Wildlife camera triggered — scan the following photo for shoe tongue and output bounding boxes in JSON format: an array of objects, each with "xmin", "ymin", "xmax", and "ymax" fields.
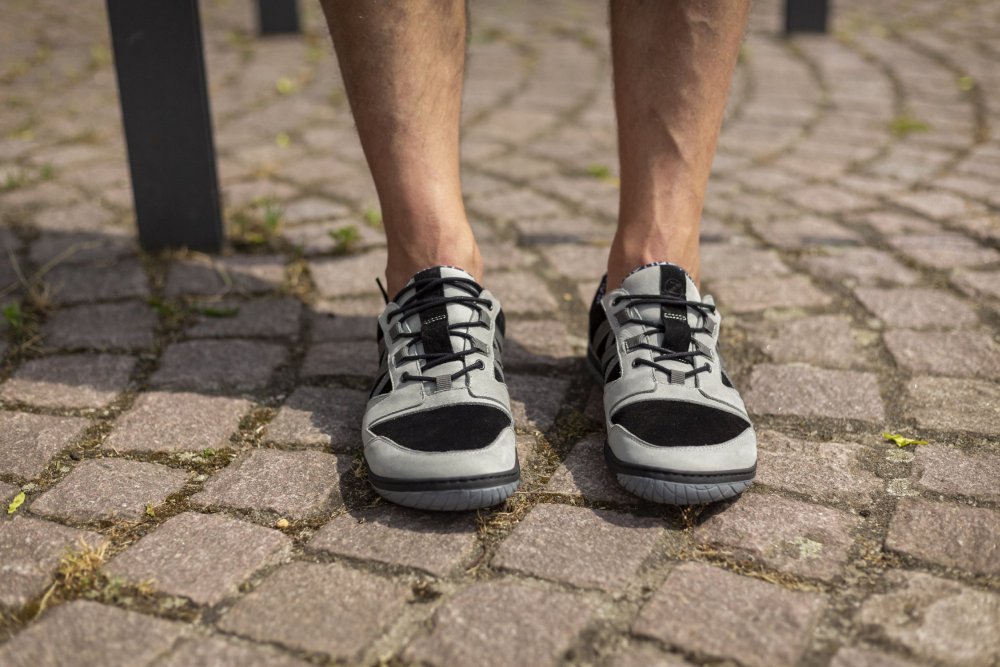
[
  {"xmin": 620, "ymin": 262, "xmax": 700, "ymax": 301},
  {"xmin": 396, "ymin": 266, "xmax": 480, "ymax": 306},
  {"xmin": 620, "ymin": 263, "xmax": 699, "ymax": 357},
  {"xmin": 393, "ymin": 266, "xmax": 483, "ymax": 379}
]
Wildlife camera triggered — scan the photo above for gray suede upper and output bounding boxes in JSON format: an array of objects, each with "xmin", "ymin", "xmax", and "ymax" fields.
[
  {"xmin": 598, "ymin": 263, "xmax": 756, "ymax": 471},
  {"xmin": 362, "ymin": 267, "xmax": 516, "ymax": 480}
]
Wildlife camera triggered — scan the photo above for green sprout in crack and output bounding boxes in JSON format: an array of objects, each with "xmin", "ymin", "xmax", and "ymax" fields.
[
  {"xmin": 362, "ymin": 207, "xmax": 382, "ymax": 228},
  {"xmin": 192, "ymin": 304, "xmax": 240, "ymax": 318},
  {"xmin": 200, "ymin": 448, "xmax": 218, "ymax": 459},
  {"xmin": 1, "ymin": 170, "xmax": 29, "ymax": 192},
  {"xmin": 585, "ymin": 164, "xmax": 611, "ymax": 179},
  {"xmin": 889, "ymin": 114, "xmax": 930, "ymax": 138},
  {"xmin": 329, "ymin": 225, "xmax": 362, "ymax": 255},
  {"xmin": 3, "ymin": 302, "xmax": 24, "ymax": 337}
]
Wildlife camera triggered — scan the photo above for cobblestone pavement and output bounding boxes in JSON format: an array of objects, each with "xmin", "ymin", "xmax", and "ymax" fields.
[{"xmin": 1, "ymin": 0, "xmax": 998, "ymax": 665}]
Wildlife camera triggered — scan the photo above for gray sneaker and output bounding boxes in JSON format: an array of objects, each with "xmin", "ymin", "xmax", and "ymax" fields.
[
  {"xmin": 587, "ymin": 262, "xmax": 756, "ymax": 504},
  {"xmin": 362, "ymin": 266, "xmax": 519, "ymax": 511}
]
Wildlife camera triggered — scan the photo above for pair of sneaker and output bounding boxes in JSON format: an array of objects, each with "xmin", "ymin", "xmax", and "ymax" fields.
[{"xmin": 361, "ymin": 263, "xmax": 756, "ymax": 511}]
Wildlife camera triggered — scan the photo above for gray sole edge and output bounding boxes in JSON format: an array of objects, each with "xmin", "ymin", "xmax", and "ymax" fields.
[
  {"xmin": 616, "ymin": 474, "xmax": 752, "ymax": 505},
  {"xmin": 374, "ymin": 480, "xmax": 520, "ymax": 511}
]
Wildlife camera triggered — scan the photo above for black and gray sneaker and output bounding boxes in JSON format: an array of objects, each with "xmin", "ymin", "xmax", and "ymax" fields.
[
  {"xmin": 587, "ymin": 262, "xmax": 756, "ymax": 504},
  {"xmin": 362, "ymin": 266, "xmax": 519, "ymax": 511}
]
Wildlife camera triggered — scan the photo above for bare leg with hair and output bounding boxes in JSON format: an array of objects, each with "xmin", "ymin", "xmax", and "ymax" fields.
[
  {"xmin": 320, "ymin": 1, "xmax": 477, "ymax": 296},
  {"xmin": 608, "ymin": 0, "xmax": 749, "ymax": 289}
]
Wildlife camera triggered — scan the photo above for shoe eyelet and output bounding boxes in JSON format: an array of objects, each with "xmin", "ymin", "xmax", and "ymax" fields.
[{"xmin": 630, "ymin": 360, "xmax": 638, "ymax": 368}]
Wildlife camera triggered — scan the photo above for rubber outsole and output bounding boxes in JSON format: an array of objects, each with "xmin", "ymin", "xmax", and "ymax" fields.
[
  {"xmin": 615, "ymin": 473, "xmax": 752, "ymax": 505},
  {"xmin": 368, "ymin": 461, "xmax": 521, "ymax": 511},
  {"xmin": 605, "ymin": 442, "xmax": 754, "ymax": 505},
  {"xmin": 374, "ymin": 480, "xmax": 520, "ymax": 511}
]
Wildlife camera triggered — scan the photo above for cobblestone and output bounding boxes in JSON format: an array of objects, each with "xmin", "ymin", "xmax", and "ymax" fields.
[
  {"xmin": 0, "ymin": 600, "xmax": 185, "ymax": 667},
  {"xmin": 263, "ymin": 386, "xmax": 366, "ymax": 451},
  {"xmin": 632, "ymin": 562, "xmax": 825, "ymax": 667},
  {"xmin": 301, "ymin": 340, "xmax": 376, "ymax": 377},
  {"xmin": 710, "ymin": 275, "xmax": 833, "ymax": 313},
  {"xmin": 191, "ymin": 449, "xmax": 347, "ymax": 519},
  {"xmin": 886, "ymin": 498, "xmax": 1000, "ymax": 575},
  {"xmin": 695, "ymin": 493, "xmax": 857, "ymax": 581},
  {"xmin": 802, "ymin": 248, "xmax": 920, "ymax": 287},
  {"xmin": 0, "ymin": 411, "xmax": 89, "ymax": 479},
  {"xmin": 506, "ymin": 373, "xmax": 571, "ymax": 432},
  {"xmin": 911, "ymin": 445, "xmax": 1000, "ymax": 502},
  {"xmin": 309, "ymin": 505, "xmax": 478, "ymax": 577},
  {"xmin": 545, "ymin": 433, "xmax": 635, "ymax": 503},
  {"xmin": 151, "ymin": 340, "xmax": 286, "ymax": 391},
  {"xmin": 187, "ymin": 297, "xmax": 302, "ymax": 339},
  {"xmin": 156, "ymin": 637, "xmax": 312, "ymax": 667},
  {"xmin": 218, "ymin": 562, "xmax": 406, "ymax": 661},
  {"xmin": 404, "ymin": 581, "xmax": 594, "ymax": 667},
  {"xmin": 494, "ymin": 503, "xmax": 662, "ymax": 592},
  {"xmin": 750, "ymin": 315, "xmax": 871, "ymax": 369},
  {"xmin": 0, "ymin": 517, "xmax": 106, "ymax": 608},
  {"xmin": 31, "ymin": 458, "xmax": 189, "ymax": 522},
  {"xmin": 904, "ymin": 376, "xmax": 1000, "ymax": 435},
  {"xmin": 756, "ymin": 431, "xmax": 881, "ymax": 507},
  {"xmin": 884, "ymin": 329, "xmax": 1000, "ymax": 380},
  {"xmin": 42, "ymin": 301, "xmax": 157, "ymax": 350},
  {"xmin": 857, "ymin": 571, "xmax": 1000, "ymax": 667},
  {"xmin": 746, "ymin": 364, "xmax": 885, "ymax": 421},
  {"xmin": 164, "ymin": 255, "xmax": 286, "ymax": 297},
  {"xmin": 0, "ymin": 354, "xmax": 136, "ymax": 409},
  {"xmin": 102, "ymin": 391, "xmax": 250, "ymax": 453},
  {"xmin": 854, "ymin": 287, "xmax": 979, "ymax": 330},
  {"xmin": 45, "ymin": 259, "xmax": 149, "ymax": 306},
  {"xmin": 106, "ymin": 511, "xmax": 291, "ymax": 605}
]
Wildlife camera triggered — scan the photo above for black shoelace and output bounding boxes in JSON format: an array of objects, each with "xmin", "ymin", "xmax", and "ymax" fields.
[
  {"xmin": 611, "ymin": 293, "xmax": 716, "ymax": 380},
  {"xmin": 391, "ymin": 277, "xmax": 493, "ymax": 385}
]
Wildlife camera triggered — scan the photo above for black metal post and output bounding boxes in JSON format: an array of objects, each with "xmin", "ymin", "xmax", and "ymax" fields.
[
  {"xmin": 784, "ymin": 0, "xmax": 829, "ymax": 34},
  {"xmin": 257, "ymin": 0, "xmax": 301, "ymax": 35},
  {"xmin": 106, "ymin": 0, "xmax": 223, "ymax": 252}
]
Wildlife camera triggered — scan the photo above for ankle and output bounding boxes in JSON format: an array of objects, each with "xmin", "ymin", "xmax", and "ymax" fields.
[
  {"xmin": 607, "ymin": 235, "xmax": 700, "ymax": 290},
  {"xmin": 385, "ymin": 232, "xmax": 482, "ymax": 297}
]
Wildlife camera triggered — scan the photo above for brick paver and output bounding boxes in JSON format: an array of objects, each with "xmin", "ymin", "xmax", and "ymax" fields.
[
  {"xmin": 156, "ymin": 637, "xmax": 312, "ymax": 667},
  {"xmin": 187, "ymin": 297, "xmax": 302, "ymax": 339},
  {"xmin": 31, "ymin": 458, "xmax": 189, "ymax": 522},
  {"xmin": 263, "ymin": 386, "xmax": 366, "ymax": 450},
  {"xmin": 0, "ymin": 411, "xmax": 89, "ymax": 479},
  {"xmin": 0, "ymin": 517, "xmax": 106, "ymax": 608},
  {"xmin": 911, "ymin": 445, "xmax": 1000, "ymax": 502},
  {"xmin": 0, "ymin": 600, "xmax": 184, "ymax": 667},
  {"xmin": 857, "ymin": 571, "xmax": 1000, "ymax": 667},
  {"xmin": 885, "ymin": 498, "xmax": 1000, "ymax": 575},
  {"xmin": 309, "ymin": 505, "xmax": 478, "ymax": 577},
  {"xmin": 494, "ymin": 503, "xmax": 663, "ymax": 592},
  {"xmin": 42, "ymin": 301, "xmax": 157, "ymax": 350},
  {"xmin": 151, "ymin": 340, "xmax": 286, "ymax": 392},
  {"xmin": 404, "ymin": 581, "xmax": 594, "ymax": 667},
  {"xmin": 695, "ymin": 493, "xmax": 857, "ymax": 581},
  {"xmin": 756, "ymin": 431, "xmax": 881, "ymax": 507},
  {"xmin": 1, "ymin": 0, "xmax": 998, "ymax": 662},
  {"xmin": 105, "ymin": 511, "xmax": 291, "ymax": 605},
  {"xmin": 218, "ymin": 561, "xmax": 406, "ymax": 661},
  {"xmin": 746, "ymin": 364, "xmax": 885, "ymax": 421},
  {"xmin": 0, "ymin": 354, "xmax": 136, "ymax": 409},
  {"xmin": 632, "ymin": 563, "xmax": 826, "ymax": 667},
  {"xmin": 102, "ymin": 391, "xmax": 251, "ymax": 453},
  {"xmin": 191, "ymin": 449, "xmax": 347, "ymax": 519}
]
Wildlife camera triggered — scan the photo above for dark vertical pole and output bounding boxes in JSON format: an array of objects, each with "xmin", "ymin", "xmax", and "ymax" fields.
[
  {"xmin": 106, "ymin": 0, "xmax": 223, "ymax": 252},
  {"xmin": 784, "ymin": 0, "xmax": 829, "ymax": 34},
  {"xmin": 257, "ymin": 0, "xmax": 301, "ymax": 35}
]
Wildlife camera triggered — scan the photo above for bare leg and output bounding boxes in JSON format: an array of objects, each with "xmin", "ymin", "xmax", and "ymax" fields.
[
  {"xmin": 320, "ymin": 1, "xmax": 478, "ymax": 296},
  {"xmin": 608, "ymin": 0, "xmax": 749, "ymax": 289}
]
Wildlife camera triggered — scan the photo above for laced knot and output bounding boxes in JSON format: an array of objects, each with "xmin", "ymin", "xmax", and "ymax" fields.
[
  {"xmin": 391, "ymin": 276, "xmax": 493, "ymax": 386},
  {"xmin": 611, "ymin": 293, "xmax": 717, "ymax": 382}
]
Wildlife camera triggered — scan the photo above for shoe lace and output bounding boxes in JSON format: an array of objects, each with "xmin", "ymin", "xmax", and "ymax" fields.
[
  {"xmin": 390, "ymin": 276, "xmax": 493, "ymax": 386},
  {"xmin": 611, "ymin": 293, "xmax": 716, "ymax": 381}
]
